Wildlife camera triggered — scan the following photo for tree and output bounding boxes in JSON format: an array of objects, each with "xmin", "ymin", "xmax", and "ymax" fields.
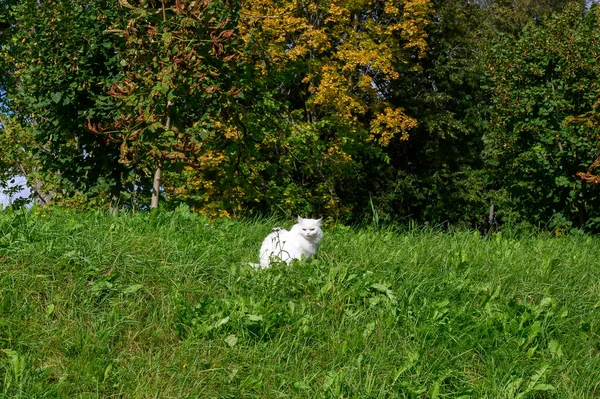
[
  {"xmin": 366, "ymin": 0, "xmax": 491, "ymax": 226},
  {"xmin": 169, "ymin": 0, "xmax": 433, "ymax": 219},
  {"xmin": 370, "ymin": 0, "xmax": 587, "ymax": 226},
  {"xmin": 2, "ymin": 0, "xmax": 240, "ymax": 212},
  {"xmin": 2, "ymin": 0, "xmax": 130, "ymax": 210},
  {"xmin": 485, "ymin": 3, "xmax": 600, "ymax": 229},
  {"xmin": 477, "ymin": 0, "xmax": 586, "ymax": 35},
  {"xmin": 98, "ymin": 0, "xmax": 241, "ymax": 210}
]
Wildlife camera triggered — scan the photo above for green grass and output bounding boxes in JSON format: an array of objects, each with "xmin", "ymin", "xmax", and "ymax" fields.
[{"xmin": 0, "ymin": 206, "xmax": 599, "ymax": 398}]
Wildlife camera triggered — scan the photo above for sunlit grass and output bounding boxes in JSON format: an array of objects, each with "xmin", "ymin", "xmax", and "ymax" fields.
[{"xmin": 1, "ymin": 206, "xmax": 599, "ymax": 398}]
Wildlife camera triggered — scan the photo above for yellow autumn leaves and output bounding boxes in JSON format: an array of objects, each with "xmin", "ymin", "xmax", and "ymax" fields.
[
  {"xmin": 239, "ymin": 0, "xmax": 430, "ymax": 145},
  {"xmin": 168, "ymin": 0, "xmax": 432, "ymax": 216}
]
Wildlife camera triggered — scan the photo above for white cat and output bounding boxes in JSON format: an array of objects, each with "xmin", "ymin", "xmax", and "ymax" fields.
[{"xmin": 254, "ymin": 216, "xmax": 323, "ymax": 268}]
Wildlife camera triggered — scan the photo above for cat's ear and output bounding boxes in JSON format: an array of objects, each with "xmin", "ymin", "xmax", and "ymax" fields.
[
  {"xmin": 316, "ymin": 217, "xmax": 323, "ymax": 226},
  {"xmin": 297, "ymin": 216, "xmax": 304, "ymax": 224}
]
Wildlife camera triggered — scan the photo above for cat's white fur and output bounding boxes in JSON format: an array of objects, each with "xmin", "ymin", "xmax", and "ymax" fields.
[{"xmin": 255, "ymin": 216, "xmax": 323, "ymax": 268}]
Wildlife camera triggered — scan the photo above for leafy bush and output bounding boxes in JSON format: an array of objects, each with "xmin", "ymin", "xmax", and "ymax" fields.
[{"xmin": 485, "ymin": 3, "xmax": 600, "ymax": 230}]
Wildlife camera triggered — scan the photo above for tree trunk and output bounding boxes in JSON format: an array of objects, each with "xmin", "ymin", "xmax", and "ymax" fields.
[
  {"xmin": 576, "ymin": 197, "xmax": 587, "ymax": 228},
  {"xmin": 33, "ymin": 179, "xmax": 53, "ymax": 206},
  {"xmin": 109, "ymin": 170, "xmax": 122, "ymax": 216},
  {"xmin": 150, "ymin": 100, "xmax": 172, "ymax": 210},
  {"xmin": 151, "ymin": 163, "xmax": 162, "ymax": 209},
  {"xmin": 20, "ymin": 165, "xmax": 52, "ymax": 206}
]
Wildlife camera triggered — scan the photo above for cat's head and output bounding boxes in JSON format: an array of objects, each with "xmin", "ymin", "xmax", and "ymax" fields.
[{"xmin": 296, "ymin": 216, "xmax": 323, "ymax": 240}]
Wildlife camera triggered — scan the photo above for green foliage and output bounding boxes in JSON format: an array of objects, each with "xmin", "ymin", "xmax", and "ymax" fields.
[
  {"xmin": 485, "ymin": 3, "xmax": 600, "ymax": 229},
  {"xmin": 1, "ymin": 0, "xmax": 241, "ymax": 211},
  {"xmin": 0, "ymin": 113, "xmax": 57, "ymax": 207},
  {"xmin": 371, "ymin": 0, "xmax": 492, "ymax": 227},
  {"xmin": 103, "ymin": 0, "xmax": 240, "ymax": 185},
  {"xmin": 4, "ymin": 0, "xmax": 600, "ymax": 229},
  {"xmin": 377, "ymin": 0, "xmax": 587, "ymax": 228},
  {"xmin": 1, "ymin": 209, "xmax": 600, "ymax": 397},
  {"xmin": 2, "ymin": 0, "xmax": 130, "ymax": 208},
  {"xmin": 196, "ymin": 0, "xmax": 433, "ymax": 220},
  {"xmin": 0, "ymin": 115, "xmax": 26, "ymax": 193},
  {"xmin": 479, "ymin": 0, "xmax": 586, "ymax": 36}
]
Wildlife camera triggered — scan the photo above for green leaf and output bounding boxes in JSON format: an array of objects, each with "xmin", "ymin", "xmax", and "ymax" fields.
[
  {"xmin": 554, "ymin": 176, "xmax": 570, "ymax": 187},
  {"xmin": 103, "ymin": 364, "xmax": 112, "ymax": 383},
  {"xmin": 293, "ymin": 381, "xmax": 310, "ymax": 390},
  {"xmin": 320, "ymin": 281, "xmax": 333, "ymax": 294},
  {"xmin": 45, "ymin": 303, "xmax": 55, "ymax": 319},
  {"xmin": 362, "ymin": 321, "xmax": 376, "ymax": 338},
  {"xmin": 531, "ymin": 383, "xmax": 556, "ymax": 391},
  {"xmin": 247, "ymin": 314, "xmax": 263, "ymax": 322},
  {"xmin": 225, "ymin": 334, "xmax": 238, "ymax": 347},
  {"xmin": 215, "ymin": 316, "xmax": 230, "ymax": 328},
  {"xmin": 548, "ymin": 340, "xmax": 563, "ymax": 358},
  {"xmin": 51, "ymin": 92, "xmax": 62, "ymax": 103},
  {"xmin": 526, "ymin": 362, "xmax": 552, "ymax": 391},
  {"xmin": 371, "ymin": 283, "xmax": 389, "ymax": 293},
  {"xmin": 123, "ymin": 284, "xmax": 143, "ymax": 294}
]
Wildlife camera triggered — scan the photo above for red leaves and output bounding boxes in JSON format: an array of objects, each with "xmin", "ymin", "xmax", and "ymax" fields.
[
  {"xmin": 577, "ymin": 155, "xmax": 600, "ymax": 185},
  {"xmin": 175, "ymin": 0, "xmax": 212, "ymax": 17},
  {"xmin": 228, "ymin": 86, "xmax": 243, "ymax": 96},
  {"xmin": 577, "ymin": 171, "xmax": 600, "ymax": 185},
  {"xmin": 210, "ymin": 24, "xmax": 234, "ymax": 57},
  {"xmin": 223, "ymin": 54, "xmax": 238, "ymax": 62},
  {"xmin": 85, "ymin": 119, "xmax": 104, "ymax": 135},
  {"xmin": 212, "ymin": 41, "xmax": 224, "ymax": 57},
  {"xmin": 214, "ymin": 29, "xmax": 235, "ymax": 41},
  {"xmin": 145, "ymin": 25, "xmax": 159, "ymax": 39},
  {"xmin": 101, "ymin": 0, "xmax": 241, "ymax": 182},
  {"xmin": 85, "ymin": 119, "xmax": 121, "ymax": 146},
  {"xmin": 107, "ymin": 79, "xmax": 135, "ymax": 99}
]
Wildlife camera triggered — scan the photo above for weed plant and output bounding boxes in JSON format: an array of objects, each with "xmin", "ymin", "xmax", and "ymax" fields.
[{"xmin": 0, "ymin": 206, "xmax": 599, "ymax": 398}]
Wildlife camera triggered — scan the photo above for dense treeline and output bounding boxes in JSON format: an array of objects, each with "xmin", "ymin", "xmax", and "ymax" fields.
[{"xmin": 2, "ymin": 0, "xmax": 600, "ymax": 230}]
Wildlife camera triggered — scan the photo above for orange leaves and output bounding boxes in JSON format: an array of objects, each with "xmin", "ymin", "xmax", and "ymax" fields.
[
  {"xmin": 384, "ymin": 2, "xmax": 401, "ymax": 16},
  {"xmin": 577, "ymin": 170, "xmax": 600, "ymax": 185},
  {"xmin": 577, "ymin": 154, "xmax": 600, "ymax": 185},
  {"xmin": 286, "ymin": 28, "xmax": 330, "ymax": 60},
  {"xmin": 165, "ymin": 0, "xmax": 435, "ymax": 217}
]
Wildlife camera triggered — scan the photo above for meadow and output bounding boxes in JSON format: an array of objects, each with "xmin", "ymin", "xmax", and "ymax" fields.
[{"xmin": 0, "ymin": 206, "xmax": 599, "ymax": 398}]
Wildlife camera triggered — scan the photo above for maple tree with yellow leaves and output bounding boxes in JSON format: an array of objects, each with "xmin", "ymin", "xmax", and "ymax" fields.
[
  {"xmin": 239, "ymin": 0, "xmax": 429, "ymax": 141},
  {"xmin": 169, "ymin": 0, "xmax": 432, "ymax": 217}
]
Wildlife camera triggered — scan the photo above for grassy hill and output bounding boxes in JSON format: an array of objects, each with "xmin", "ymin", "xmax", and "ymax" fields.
[{"xmin": 1, "ymin": 206, "xmax": 599, "ymax": 398}]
